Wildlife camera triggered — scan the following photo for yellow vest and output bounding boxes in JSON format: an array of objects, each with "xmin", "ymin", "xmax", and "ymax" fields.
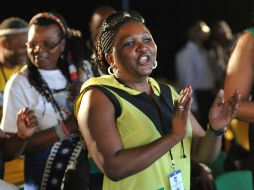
[{"xmin": 75, "ymin": 75, "xmax": 192, "ymax": 190}]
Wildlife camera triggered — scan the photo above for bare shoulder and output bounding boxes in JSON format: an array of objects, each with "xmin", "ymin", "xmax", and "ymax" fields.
[
  {"xmin": 237, "ymin": 32, "xmax": 254, "ymax": 49},
  {"xmin": 78, "ymin": 87, "xmax": 114, "ymax": 112},
  {"xmin": 77, "ymin": 86, "xmax": 116, "ymax": 125}
]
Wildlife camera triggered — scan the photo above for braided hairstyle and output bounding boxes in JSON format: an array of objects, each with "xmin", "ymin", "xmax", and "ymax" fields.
[
  {"xmin": 27, "ymin": 12, "xmax": 83, "ymax": 119},
  {"xmin": 95, "ymin": 10, "xmax": 145, "ymax": 74}
]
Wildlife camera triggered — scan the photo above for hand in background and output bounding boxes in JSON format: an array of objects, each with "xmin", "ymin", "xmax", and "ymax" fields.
[
  {"xmin": 208, "ymin": 89, "xmax": 241, "ymax": 131},
  {"xmin": 16, "ymin": 108, "xmax": 38, "ymax": 139}
]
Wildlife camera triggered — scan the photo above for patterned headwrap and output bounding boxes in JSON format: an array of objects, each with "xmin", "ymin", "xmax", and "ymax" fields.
[{"xmin": 29, "ymin": 12, "xmax": 69, "ymax": 37}]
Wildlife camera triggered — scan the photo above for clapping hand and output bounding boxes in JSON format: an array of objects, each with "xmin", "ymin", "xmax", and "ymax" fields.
[
  {"xmin": 16, "ymin": 108, "xmax": 38, "ymax": 139},
  {"xmin": 171, "ymin": 85, "xmax": 193, "ymax": 139},
  {"xmin": 208, "ymin": 89, "xmax": 241, "ymax": 131}
]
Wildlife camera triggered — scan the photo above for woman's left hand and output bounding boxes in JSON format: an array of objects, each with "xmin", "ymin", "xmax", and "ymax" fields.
[{"xmin": 208, "ymin": 89, "xmax": 241, "ymax": 130}]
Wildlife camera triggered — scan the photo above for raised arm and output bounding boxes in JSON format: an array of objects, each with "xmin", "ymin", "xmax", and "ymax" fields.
[
  {"xmin": 224, "ymin": 32, "xmax": 254, "ymax": 121},
  {"xmin": 191, "ymin": 89, "xmax": 240, "ymax": 163},
  {"xmin": 2, "ymin": 108, "xmax": 38, "ymax": 161}
]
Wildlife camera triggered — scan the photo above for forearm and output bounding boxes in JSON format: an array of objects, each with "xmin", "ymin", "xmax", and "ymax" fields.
[
  {"xmin": 25, "ymin": 127, "xmax": 59, "ymax": 152},
  {"xmin": 191, "ymin": 132, "xmax": 222, "ymax": 164},
  {"xmin": 236, "ymin": 101, "xmax": 254, "ymax": 122},
  {"xmin": 98, "ymin": 134, "xmax": 181, "ymax": 181},
  {"xmin": 2, "ymin": 135, "xmax": 28, "ymax": 161}
]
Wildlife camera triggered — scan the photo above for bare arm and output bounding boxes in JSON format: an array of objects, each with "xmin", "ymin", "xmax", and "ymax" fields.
[
  {"xmin": 2, "ymin": 108, "xmax": 38, "ymax": 161},
  {"xmin": 5, "ymin": 114, "xmax": 78, "ymax": 153},
  {"xmin": 24, "ymin": 128, "xmax": 59, "ymax": 152},
  {"xmin": 24, "ymin": 115, "xmax": 78, "ymax": 152},
  {"xmin": 77, "ymin": 87, "xmax": 192, "ymax": 181},
  {"xmin": 191, "ymin": 89, "xmax": 240, "ymax": 163},
  {"xmin": 224, "ymin": 32, "xmax": 254, "ymax": 121}
]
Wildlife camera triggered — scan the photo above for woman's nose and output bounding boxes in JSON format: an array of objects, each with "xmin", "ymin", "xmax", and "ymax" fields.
[{"xmin": 137, "ymin": 42, "xmax": 148, "ymax": 52}]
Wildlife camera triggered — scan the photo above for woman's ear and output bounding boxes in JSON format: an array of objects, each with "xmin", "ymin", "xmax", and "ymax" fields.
[
  {"xmin": 105, "ymin": 52, "xmax": 114, "ymax": 66},
  {"xmin": 0, "ymin": 38, "xmax": 9, "ymax": 49}
]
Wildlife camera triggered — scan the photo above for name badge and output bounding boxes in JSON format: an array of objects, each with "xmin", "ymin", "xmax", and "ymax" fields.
[{"xmin": 168, "ymin": 169, "xmax": 184, "ymax": 190}]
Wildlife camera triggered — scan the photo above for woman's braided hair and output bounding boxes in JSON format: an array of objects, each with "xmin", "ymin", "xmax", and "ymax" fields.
[
  {"xmin": 27, "ymin": 12, "xmax": 84, "ymax": 119},
  {"xmin": 94, "ymin": 10, "xmax": 145, "ymax": 74}
]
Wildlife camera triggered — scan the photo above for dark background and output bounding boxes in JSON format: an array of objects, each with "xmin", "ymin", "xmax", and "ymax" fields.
[{"xmin": 2, "ymin": 0, "xmax": 253, "ymax": 83}]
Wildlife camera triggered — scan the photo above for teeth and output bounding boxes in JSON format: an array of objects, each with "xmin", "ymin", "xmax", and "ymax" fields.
[{"xmin": 140, "ymin": 56, "xmax": 148, "ymax": 62}]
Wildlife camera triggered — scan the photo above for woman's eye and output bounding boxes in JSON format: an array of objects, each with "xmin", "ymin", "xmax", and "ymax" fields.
[
  {"xmin": 144, "ymin": 38, "xmax": 152, "ymax": 43},
  {"xmin": 123, "ymin": 42, "xmax": 133, "ymax": 47}
]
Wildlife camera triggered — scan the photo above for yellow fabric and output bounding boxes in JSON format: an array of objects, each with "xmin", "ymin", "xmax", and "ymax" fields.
[
  {"xmin": 0, "ymin": 65, "xmax": 21, "ymax": 121},
  {"xmin": 0, "ymin": 65, "xmax": 21, "ymax": 92},
  {"xmin": 225, "ymin": 119, "xmax": 249, "ymax": 151},
  {"xmin": 75, "ymin": 75, "xmax": 193, "ymax": 190}
]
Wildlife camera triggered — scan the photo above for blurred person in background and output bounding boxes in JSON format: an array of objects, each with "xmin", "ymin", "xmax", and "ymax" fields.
[
  {"xmin": 0, "ymin": 12, "xmax": 88, "ymax": 190},
  {"xmin": 0, "ymin": 108, "xmax": 37, "ymax": 190},
  {"xmin": 0, "ymin": 17, "xmax": 28, "ymax": 119},
  {"xmin": 81, "ymin": 5, "xmax": 116, "ymax": 82},
  {"xmin": 223, "ymin": 24, "xmax": 254, "ymax": 176},
  {"xmin": 175, "ymin": 20, "xmax": 216, "ymax": 129}
]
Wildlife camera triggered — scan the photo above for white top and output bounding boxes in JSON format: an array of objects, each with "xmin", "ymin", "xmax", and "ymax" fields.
[
  {"xmin": 175, "ymin": 41, "xmax": 216, "ymax": 111},
  {"xmin": 0, "ymin": 179, "xmax": 18, "ymax": 190},
  {"xmin": 175, "ymin": 41, "xmax": 215, "ymax": 90},
  {"xmin": 0, "ymin": 68, "xmax": 68, "ymax": 133}
]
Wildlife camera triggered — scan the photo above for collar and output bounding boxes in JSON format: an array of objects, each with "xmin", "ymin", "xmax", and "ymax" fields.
[{"xmin": 81, "ymin": 75, "xmax": 161, "ymax": 96}]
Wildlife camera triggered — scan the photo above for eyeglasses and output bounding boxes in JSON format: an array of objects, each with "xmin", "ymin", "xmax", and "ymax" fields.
[{"xmin": 26, "ymin": 36, "xmax": 64, "ymax": 51}]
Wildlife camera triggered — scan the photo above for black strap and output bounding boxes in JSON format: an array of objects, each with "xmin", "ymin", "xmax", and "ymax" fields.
[
  {"xmin": 90, "ymin": 85, "xmax": 121, "ymax": 119},
  {"xmin": 103, "ymin": 83, "xmax": 174, "ymax": 135},
  {"xmin": 102, "ymin": 85, "xmax": 162, "ymax": 130},
  {"xmin": 91, "ymin": 83, "xmax": 174, "ymax": 135},
  {"xmin": 158, "ymin": 83, "xmax": 173, "ymax": 111}
]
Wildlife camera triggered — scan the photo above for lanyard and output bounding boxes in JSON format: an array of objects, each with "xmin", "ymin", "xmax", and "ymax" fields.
[{"xmin": 169, "ymin": 140, "xmax": 186, "ymax": 170}]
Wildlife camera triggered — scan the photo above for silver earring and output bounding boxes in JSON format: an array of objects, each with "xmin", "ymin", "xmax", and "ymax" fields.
[
  {"xmin": 152, "ymin": 60, "xmax": 158, "ymax": 69},
  {"xmin": 108, "ymin": 65, "xmax": 115, "ymax": 75},
  {"xmin": 60, "ymin": 53, "xmax": 64, "ymax": 60}
]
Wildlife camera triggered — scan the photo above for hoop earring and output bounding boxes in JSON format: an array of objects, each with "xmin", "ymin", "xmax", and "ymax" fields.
[
  {"xmin": 108, "ymin": 65, "xmax": 115, "ymax": 76},
  {"xmin": 60, "ymin": 52, "xmax": 64, "ymax": 60},
  {"xmin": 152, "ymin": 60, "xmax": 158, "ymax": 69}
]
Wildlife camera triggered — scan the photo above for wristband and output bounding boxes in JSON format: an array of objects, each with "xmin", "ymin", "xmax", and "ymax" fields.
[
  {"xmin": 54, "ymin": 121, "xmax": 70, "ymax": 140},
  {"xmin": 206, "ymin": 124, "xmax": 227, "ymax": 136},
  {"xmin": 54, "ymin": 122, "xmax": 67, "ymax": 140}
]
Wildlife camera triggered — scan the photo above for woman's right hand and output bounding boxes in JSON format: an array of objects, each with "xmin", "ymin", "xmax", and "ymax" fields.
[{"xmin": 171, "ymin": 86, "xmax": 193, "ymax": 140}]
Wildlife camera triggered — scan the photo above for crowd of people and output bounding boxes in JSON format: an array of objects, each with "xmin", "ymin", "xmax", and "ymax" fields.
[{"xmin": 0, "ymin": 4, "xmax": 252, "ymax": 190}]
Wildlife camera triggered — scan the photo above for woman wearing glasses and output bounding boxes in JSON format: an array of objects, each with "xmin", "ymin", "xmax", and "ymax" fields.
[
  {"xmin": 0, "ymin": 12, "xmax": 88, "ymax": 190},
  {"xmin": 75, "ymin": 10, "xmax": 240, "ymax": 190}
]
